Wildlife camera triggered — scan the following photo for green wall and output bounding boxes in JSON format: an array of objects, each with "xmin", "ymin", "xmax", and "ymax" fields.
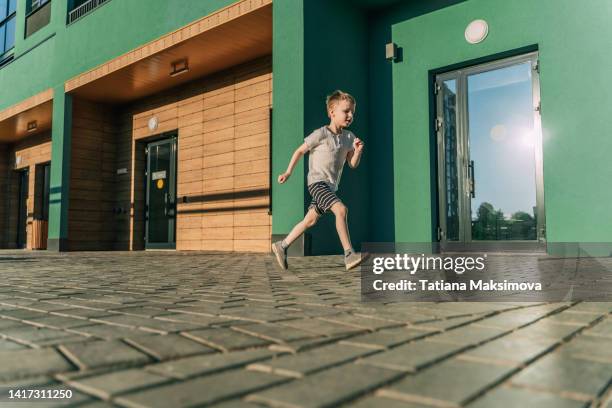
[
  {"xmin": 271, "ymin": 0, "xmax": 305, "ymax": 238},
  {"xmin": 1, "ymin": 0, "xmax": 239, "ymax": 245},
  {"xmin": 1, "ymin": 0, "xmax": 236, "ymax": 111},
  {"xmin": 272, "ymin": 0, "xmax": 371, "ymax": 255},
  {"xmin": 385, "ymin": 0, "xmax": 612, "ymax": 243},
  {"xmin": 366, "ymin": 0, "xmax": 467, "ymax": 243},
  {"xmin": 47, "ymin": 87, "xmax": 71, "ymax": 250},
  {"xmin": 4, "ymin": 0, "xmax": 612, "ymax": 252},
  {"xmin": 303, "ymin": 0, "xmax": 370, "ymax": 255}
]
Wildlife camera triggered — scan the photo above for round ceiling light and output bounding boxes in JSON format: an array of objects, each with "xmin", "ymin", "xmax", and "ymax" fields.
[
  {"xmin": 465, "ymin": 19, "xmax": 489, "ymax": 44},
  {"xmin": 148, "ymin": 116, "xmax": 159, "ymax": 131}
]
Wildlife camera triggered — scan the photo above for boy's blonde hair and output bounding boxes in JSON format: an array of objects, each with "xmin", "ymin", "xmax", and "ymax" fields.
[{"xmin": 326, "ymin": 90, "xmax": 356, "ymax": 114}]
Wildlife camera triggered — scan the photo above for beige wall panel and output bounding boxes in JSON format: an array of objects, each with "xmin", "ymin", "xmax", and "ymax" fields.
[
  {"xmin": 202, "ymin": 213, "xmax": 234, "ymax": 228},
  {"xmin": 235, "ymin": 93, "xmax": 270, "ymax": 113},
  {"xmin": 111, "ymin": 56, "xmax": 271, "ymax": 252},
  {"xmin": 201, "ymin": 239, "xmax": 233, "ymax": 251},
  {"xmin": 235, "ymin": 173, "xmax": 268, "ymax": 191},
  {"xmin": 235, "ymin": 146, "xmax": 268, "ymax": 163},
  {"xmin": 204, "ymin": 139, "xmax": 234, "ymax": 157},
  {"xmin": 177, "ymin": 181, "xmax": 202, "ymax": 196},
  {"xmin": 234, "ymin": 226, "xmax": 269, "ymax": 240},
  {"xmin": 234, "ymin": 106, "xmax": 269, "ymax": 126},
  {"xmin": 204, "ymin": 176, "xmax": 234, "ymax": 192},
  {"xmin": 235, "ymin": 81, "xmax": 270, "ymax": 101},
  {"xmin": 178, "ymin": 99, "xmax": 204, "ymax": 117},
  {"xmin": 235, "ymin": 119, "xmax": 268, "ymax": 138},
  {"xmin": 203, "ymin": 90, "xmax": 234, "ymax": 109},
  {"xmin": 178, "ymin": 111, "xmax": 203, "ymax": 128},
  {"xmin": 201, "ymin": 227, "xmax": 234, "ymax": 240},
  {"xmin": 204, "ymin": 152, "xmax": 234, "ymax": 168},
  {"xmin": 203, "ymin": 164, "xmax": 234, "ymax": 180},
  {"xmin": 234, "ymin": 210, "xmax": 270, "ymax": 227},
  {"xmin": 179, "ymin": 145, "xmax": 203, "ymax": 161},
  {"xmin": 235, "ymin": 132, "xmax": 268, "ymax": 151},
  {"xmin": 204, "ymin": 127, "xmax": 234, "ymax": 144},
  {"xmin": 203, "ymin": 116, "xmax": 234, "ymax": 133},
  {"xmin": 179, "ymin": 123, "xmax": 203, "ymax": 138},
  {"xmin": 203, "ymin": 103, "xmax": 234, "ymax": 121},
  {"xmin": 177, "ymin": 240, "xmax": 202, "ymax": 250},
  {"xmin": 234, "ymin": 159, "xmax": 268, "ymax": 176},
  {"xmin": 234, "ymin": 239, "xmax": 269, "ymax": 252}
]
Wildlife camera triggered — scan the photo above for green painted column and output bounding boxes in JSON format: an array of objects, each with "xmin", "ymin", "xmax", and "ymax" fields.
[
  {"xmin": 47, "ymin": 86, "xmax": 72, "ymax": 251},
  {"xmin": 271, "ymin": 0, "xmax": 307, "ymax": 255}
]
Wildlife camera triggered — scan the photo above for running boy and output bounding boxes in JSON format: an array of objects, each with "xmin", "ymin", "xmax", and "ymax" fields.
[{"xmin": 272, "ymin": 90, "xmax": 365, "ymax": 271}]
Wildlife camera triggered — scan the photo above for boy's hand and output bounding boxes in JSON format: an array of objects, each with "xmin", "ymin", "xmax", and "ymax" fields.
[
  {"xmin": 278, "ymin": 172, "xmax": 291, "ymax": 184},
  {"xmin": 353, "ymin": 138, "xmax": 365, "ymax": 153}
]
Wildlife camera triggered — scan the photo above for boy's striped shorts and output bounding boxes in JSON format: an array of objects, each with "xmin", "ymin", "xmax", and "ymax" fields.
[{"xmin": 307, "ymin": 181, "xmax": 341, "ymax": 215}]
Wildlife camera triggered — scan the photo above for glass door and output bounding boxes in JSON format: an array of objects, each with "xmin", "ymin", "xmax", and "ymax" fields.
[
  {"xmin": 436, "ymin": 52, "xmax": 545, "ymax": 247},
  {"xmin": 145, "ymin": 135, "xmax": 177, "ymax": 249}
]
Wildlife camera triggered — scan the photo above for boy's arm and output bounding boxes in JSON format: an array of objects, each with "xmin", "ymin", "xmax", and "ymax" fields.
[
  {"xmin": 278, "ymin": 143, "xmax": 309, "ymax": 183},
  {"xmin": 347, "ymin": 138, "xmax": 364, "ymax": 168}
]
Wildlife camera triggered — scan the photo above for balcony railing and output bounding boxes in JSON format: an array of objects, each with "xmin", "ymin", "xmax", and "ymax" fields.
[{"xmin": 67, "ymin": 0, "xmax": 110, "ymax": 24}]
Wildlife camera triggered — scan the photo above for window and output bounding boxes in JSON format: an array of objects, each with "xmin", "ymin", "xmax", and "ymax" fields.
[
  {"xmin": 0, "ymin": 0, "xmax": 16, "ymax": 60},
  {"xmin": 69, "ymin": 0, "xmax": 89, "ymax": 9},
  {"xmin": 29, "ymin": 0, "xmax": 50, "ymax": 14},
  {"xmin": 25, "ymin": 0, "xmax": 50, "ymax": 37}
]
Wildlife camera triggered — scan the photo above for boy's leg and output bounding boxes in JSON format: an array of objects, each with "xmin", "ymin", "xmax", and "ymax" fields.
[
  {"xmin": 284, "ymin": 208, "xmax": 320, "ymax": 246},
  {"xmin": 330, "ymin": 202, "xmax": 353, "ymax": 252},
  {"xmin": 330, "ymin": 202, "xmax": 366, "ymax": 270},
  {"xmin": 271, "ymin": 208, "xmax": 320, "ymax": 270}
]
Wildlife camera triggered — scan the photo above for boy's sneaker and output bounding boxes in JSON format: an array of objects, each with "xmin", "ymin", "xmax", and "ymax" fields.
[
  {"xmin": 271, "ymin": 241, "xmax": 288, "ymax": 270},
  {"xmin": 345, "ymin": 252, "xmax": 366, "ymax": 270}
]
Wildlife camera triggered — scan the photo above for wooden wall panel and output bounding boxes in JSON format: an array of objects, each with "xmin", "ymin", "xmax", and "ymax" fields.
[
  {"xmin": 68, "ymin": 100, "xmax": 117, "ymax": 251},
  {"xmin": 116, "ymin": 55, "xmax": 272, "ymax": 252},
  {"xmin": 0, "ymin": 132, "xmax": 52, "ymax": 249},
  {"xmin": 0, "ymin": 145, "xmax": 8, "ymax": 247}
]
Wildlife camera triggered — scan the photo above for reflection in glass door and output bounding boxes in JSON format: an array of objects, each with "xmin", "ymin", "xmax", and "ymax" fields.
[{"xmin": 436, "ymin": 52, "xmax": 545, "ymax": 245}]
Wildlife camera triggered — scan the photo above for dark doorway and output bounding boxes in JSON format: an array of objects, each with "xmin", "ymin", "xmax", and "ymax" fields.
[
  {"xmin": 16, "ymin": 169, "xmax": 29, "ymax": 248},
  {"xmin": 145, "ymin": 135, "xmax": 177, "ymax": 249}
]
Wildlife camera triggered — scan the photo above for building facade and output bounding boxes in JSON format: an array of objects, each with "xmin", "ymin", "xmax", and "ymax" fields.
[{"xmin": 1, "ymin": 0, "xmax": 610, "ymax": 255}]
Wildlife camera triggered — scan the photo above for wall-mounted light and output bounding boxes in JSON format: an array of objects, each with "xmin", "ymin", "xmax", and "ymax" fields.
[
  {"xmin": 148, "ymin": 116, "xmax": 159, "ymax": 131},
  {"xmin": 385, "ymin": 42, "xmax": 398, "ymax": 62},
  {"xmin": 27, "ymin": 120, "xmax": 37, "ymax": 132},
  {"xmin": 465, "ymin": 19, "xmax": 489, "ymax": 44},
  {"xmin": 170, "ymin": 58, "xmax": 189, "ymax": 77}
]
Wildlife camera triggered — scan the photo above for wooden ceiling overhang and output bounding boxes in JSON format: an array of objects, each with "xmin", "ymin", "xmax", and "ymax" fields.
[
  {"xmin": 0, "ymin": 89, "xmax": 53, "ymax": 144},
  {"xmin": 65, "ymin": 0, "xmax": 273, "ymax": 104},
  {"xmin": 0, "ymin": 0, "xmax": 271, "ymax": 145}
]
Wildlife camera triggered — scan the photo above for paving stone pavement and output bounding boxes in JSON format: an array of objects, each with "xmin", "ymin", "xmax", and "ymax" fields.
[{"xmin": 0, "ymin": 250, "xmax": 610, "ymax": 407}]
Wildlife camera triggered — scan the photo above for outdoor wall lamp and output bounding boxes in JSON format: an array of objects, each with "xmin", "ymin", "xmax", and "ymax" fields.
[
  {"xmin": 27, "ymin": 120, "xmax": 37, "ymax": 132},
  {"xmin": 465, "ymin": 19, "xmax": 489, "ymax": 44},
  {"xmin": 385, "ymin": 42, "xmax": 398, "ymax": 61},
  {"xmin": 170, "ymin": 58, "xmax": 189, "ymax": 77}
]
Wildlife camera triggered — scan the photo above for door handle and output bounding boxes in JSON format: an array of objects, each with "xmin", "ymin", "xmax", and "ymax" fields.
[
  {"xmin": 468, "ymin": 160, "xmax": 475, "ymax": 198},
  {"xmin": 165, "ymin": 193, "xmax": 176, "ymax": 217}
]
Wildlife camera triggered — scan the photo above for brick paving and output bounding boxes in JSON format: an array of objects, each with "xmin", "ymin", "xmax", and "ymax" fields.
[{"xmin": 0, "ymin": 250, "xmax": 609, "ymax": 407}]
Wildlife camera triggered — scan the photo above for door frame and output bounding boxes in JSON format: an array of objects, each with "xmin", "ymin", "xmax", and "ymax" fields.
[
  {"xmin": 434, "ymin": 51, "xmax": 545, "ymax": 250},
  {"xmin": 16, "ymin": 168, "xmax": 29, "ymax": 248},
  {"xmin": 144, "ymin": 133, "xmax": 178, "ymax": 250}
]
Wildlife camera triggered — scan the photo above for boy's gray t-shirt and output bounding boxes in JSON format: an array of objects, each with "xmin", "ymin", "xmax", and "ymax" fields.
[{"xmin": 304, "ymin": 126, "xmax": 355, "ymax": 192}]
